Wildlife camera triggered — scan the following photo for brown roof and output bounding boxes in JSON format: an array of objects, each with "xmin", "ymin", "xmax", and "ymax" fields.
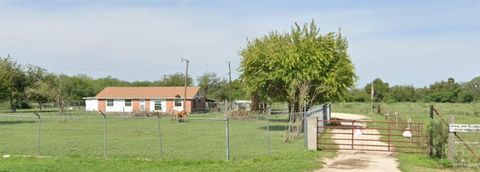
[{"xmin": 95, "ymin": 87, "xmax": 201, "ymax": 99}]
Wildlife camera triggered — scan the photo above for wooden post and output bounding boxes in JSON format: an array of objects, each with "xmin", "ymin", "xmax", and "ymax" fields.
[
  {"xmin": 388, "ymin": 121, "xmax": 391, "ymax": 151},
  {"xmin": 448, "ymin": 115, "xmax": 455, "ymax": 161},
  {"xmin": 429, "ymin": 105, "xmax": 434, "ymax": 157}
]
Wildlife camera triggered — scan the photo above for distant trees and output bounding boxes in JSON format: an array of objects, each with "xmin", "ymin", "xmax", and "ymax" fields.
[
  {"xmin": 340, "ymin": 77, "xmax": 480, "ymax": 103},
  {"xmin": 365, "ymin": 78, "xmax": 390, "ymax": 102},
  {"xmin": 1, "ymin": 54, "xmax": 478, "ymax": 114},
  {"xmin": 390, "ymin": 85, "xmax": 416, "ymax": 102},
  {"xmin": 197, "ymin": 72, "xmax": 248, "ymax": 101},
  {"xmin": 424, "ymin": 77, "xmax": 460, "ymax": 103},
  {"xmin": 0, "ymin": 55, "xmax": 248, "ymax": 112},
  {"xmin": 160, "ymin": 73, "xmax": 193, "ymax": 86}
]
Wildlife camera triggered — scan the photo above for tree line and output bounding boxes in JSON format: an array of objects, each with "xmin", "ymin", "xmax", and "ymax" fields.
[
  {"xmin": 344, "ymin": 77, "xmax": 480, "ymax": 103},
  {"xmin": 0, "ymin": 56, "xmax": 247, "ymax": 112}
]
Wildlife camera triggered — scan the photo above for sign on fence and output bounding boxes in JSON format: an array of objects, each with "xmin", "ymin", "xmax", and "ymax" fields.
[{"xmin": 449, "ymin": 124, "xmax": 480, "ymax": 133}]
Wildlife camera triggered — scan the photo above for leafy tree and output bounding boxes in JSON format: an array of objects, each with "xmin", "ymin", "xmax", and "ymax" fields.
[
  {"xmin": 25, "ymin": 65, "xmax": 51, "ymax": 109},
  {"xmin": 197, "ymin": 72, "xmax": 224, "ymax": 98},
  {"xmin": 414, "ymin": 87, "xmax": 428, "ymax": 102},
  {"xmin": 67, "ymin": 75, "xmax": 101, "ymax": 99},
  {"xmin": 240, "ymin": 21, "xmax": 356, "ymax": 141},
  {"xmin": 390, "ymin": 85, "xmax": 416, "ymax": 102},
  {"xmin": 343, "ymin": 88, "xmax": 369, "ymax": 102},
  {"xmin": 365, "ymin": 78, "xmax": 390, "ymax": 102},
  {"xmin": 95, "ymin": 76, "xmax": 130, "ymax": 88},
  {"xmin": 0, "ymin": 56, "xmax": 30, "ymax": 112},
  {"xmin": 160, "ymin": 73, "xmax": 193, "ymax": 86},
  {"xmin": 26, "ymin": 82, "xmax": 51, "ymax": 110},
  {"xmin": 425, "ymin": 77, "xmax": 460, "ymax": 103},
  {"xmin": 196, "ymin": 73, "xmax": 247, "ymax": 101},
  {"xmin": 45, "ymin": 74, "xmax": 76, "ymax": 113}
]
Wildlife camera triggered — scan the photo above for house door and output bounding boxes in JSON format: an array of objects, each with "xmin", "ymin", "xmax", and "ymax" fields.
[{"xmin": 140, "ymin": 100, "xmax": 146, "ymax": 111}]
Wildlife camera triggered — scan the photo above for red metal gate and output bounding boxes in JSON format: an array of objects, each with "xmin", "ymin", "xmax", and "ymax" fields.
[{"xmin": 317, "ymin": 119, "xmax": 426, "ymax": 153}]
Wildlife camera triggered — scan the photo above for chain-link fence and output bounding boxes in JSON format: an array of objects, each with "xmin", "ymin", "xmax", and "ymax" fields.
[{"xmin": 0, "ymin": 109, "xmax": 303, "ymax": 160}]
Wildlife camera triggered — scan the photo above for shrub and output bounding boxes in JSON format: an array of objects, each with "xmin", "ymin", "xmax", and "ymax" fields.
[{"xmin": 428, "ymin": 119, "xmax": 448, "ymax": 158}]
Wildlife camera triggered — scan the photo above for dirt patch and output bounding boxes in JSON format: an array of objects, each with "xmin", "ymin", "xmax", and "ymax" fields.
[
  {"xmin": 328, "ymin": 158, "xmax": 370, "ymax": 169},
  {"xmin": 316, "ymin": 113, "xmax": 400, "ymax": 172}
]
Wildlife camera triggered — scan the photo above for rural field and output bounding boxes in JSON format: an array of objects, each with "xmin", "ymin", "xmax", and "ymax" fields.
[
  {"xmin": 0, "ymin": 111, "xmax": 333, "ymax": 172},
  {"xmin": 1, "ymin": 102, "xmax": 478, "ymax": 171}
]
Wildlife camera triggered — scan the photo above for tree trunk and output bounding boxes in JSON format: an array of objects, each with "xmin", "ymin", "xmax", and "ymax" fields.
[{"xmin": 9, "ymin": 99, "xmax": 17, "ymax": 113}]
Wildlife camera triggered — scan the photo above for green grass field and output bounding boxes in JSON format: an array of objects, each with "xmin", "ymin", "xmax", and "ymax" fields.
[
  {"xmin": 0, "ymin": 111, "xmax": 333, "ymax": 171},
  {"xmin": 332, "ymin": 102, "xmax": 480, "ymax": 171}
]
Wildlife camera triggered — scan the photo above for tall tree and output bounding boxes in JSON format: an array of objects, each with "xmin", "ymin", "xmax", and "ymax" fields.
[
  {"xmin": 197, "ymin": 72, "xmax": 223, "ymax": 98},
  {"xmin": 0, "ymin": 56, "xmax": 30, "ymax": 112},
  {"xmin": 425, "ymin": 77, "xmax": 460, "ymax": 103},
  {"xmin": 365, "ymin": 78, "xmax": 390, "ymax": 102},
  {"xmin": 240, "ymin": 21, "xmax": 356, "ymax": 141},
  {"xmin": 45, "ymin": 74, "xmax": 75, "ymax": 113},
  {"xmin": 25, "ymin": 65, "xmax": 50, "ymax": 110}
]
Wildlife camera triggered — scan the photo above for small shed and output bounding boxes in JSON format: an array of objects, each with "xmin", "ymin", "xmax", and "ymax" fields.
[{"xmin": 83, "ymin": 97, "xmax": 98, "ymax": 111}]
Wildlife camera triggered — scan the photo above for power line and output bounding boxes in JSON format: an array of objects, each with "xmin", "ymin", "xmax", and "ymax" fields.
[{"xmin": 0, "ymin": 36, "xmax": 241, "ymax": 50}]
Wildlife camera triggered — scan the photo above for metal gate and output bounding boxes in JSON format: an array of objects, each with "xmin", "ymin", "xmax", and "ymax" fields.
[{"xmin": 317, "ymin": 119, "xmax": 426, "ymax": 153}]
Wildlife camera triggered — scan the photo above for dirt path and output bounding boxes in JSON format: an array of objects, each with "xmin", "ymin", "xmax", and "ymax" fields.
[{"xmin": 315, "ymin": 113, "xmax": 401, "ymax": 172}]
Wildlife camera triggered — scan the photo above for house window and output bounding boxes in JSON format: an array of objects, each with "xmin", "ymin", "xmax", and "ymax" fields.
[
  {"xmin": 107, "ymin": 99, "xmax": 114, "ymax": 107},
  {"xmin": 125, "ymin": 99, "xmax": 132, "ymax": 106},
  {"xmin": 175, "ymin": 99, "xmax": 182, "ymax": 107},
  {"xmin": 154, "ymin": 100, "xmax": 162, "ymax": 110}
]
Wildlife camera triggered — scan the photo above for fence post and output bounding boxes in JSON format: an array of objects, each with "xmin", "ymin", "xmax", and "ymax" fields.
[
  {"xmin": 429, "ymin": 105, "xmax": 434, "ymax": 157},
  {"xmin": 100, "ymin": 111, "xmax": 107, "ymax": 159},
  {"xmin": 448, "ymin": 115, "xmax": 455, "ymax": 161},
  {"xmin": 266, "ymin": 106, "xmax": 271, "ymax": 156},
  {"xmin": 307, "ymin": 116, "xmax": 318, "ymax": 151},
  {"xmin": 224, "ymin": 100, "xmax": 230, "ymax": 160},
  {"xmin": 156, "ymin": 112, "xmax": 164, "ymax": 159},
  {"xmin": 388, "ymin": 121, "xmax": 391, "ymax": 151},
  {"xmin": 33, "ymin": 112, "xmax": 41, "ymax": 156},
  {"xmin": 303, "ymin": 102, "xmax": 307, "ymax": 150}
]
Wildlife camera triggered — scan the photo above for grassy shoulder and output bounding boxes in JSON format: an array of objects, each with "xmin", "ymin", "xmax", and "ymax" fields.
[{"xmin": 0, "ymin": 150, "xmax": 329, "ymax": 172}]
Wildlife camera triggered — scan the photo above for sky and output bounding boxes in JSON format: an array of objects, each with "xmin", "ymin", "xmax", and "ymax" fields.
[{"xmin": 0, "ymin": 0, "xmax": 479, "ymax": 88}]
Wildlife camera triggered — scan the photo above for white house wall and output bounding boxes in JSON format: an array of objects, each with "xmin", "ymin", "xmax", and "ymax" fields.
[
  {"xmin": 85, "ymin": 99, "xmax": 98, "ymax": 111},
  {"xmin": 106, "ymin": 99, "xmax": 133, "ymax": 112}
]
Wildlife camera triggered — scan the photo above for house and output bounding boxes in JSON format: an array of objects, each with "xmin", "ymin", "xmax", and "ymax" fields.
[{"xmin": 85, "ymin": 87, "xmax": 206, "ymax": 113}]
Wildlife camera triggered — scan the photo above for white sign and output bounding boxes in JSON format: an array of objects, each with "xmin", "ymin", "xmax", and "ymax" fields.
[{"xmin": 449, "ymin": 124, "xmax": 480, "ymax": 133}]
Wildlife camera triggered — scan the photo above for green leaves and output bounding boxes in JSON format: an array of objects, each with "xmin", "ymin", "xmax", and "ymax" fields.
[{"xmin": 239, "ymin": 20, "xmax": 357, "ymax": 104}]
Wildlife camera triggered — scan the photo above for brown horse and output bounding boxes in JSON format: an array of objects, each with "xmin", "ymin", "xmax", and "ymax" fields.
[{"xmin": 172, "ymin": 110, "xmax": 188, "ymax": 122}]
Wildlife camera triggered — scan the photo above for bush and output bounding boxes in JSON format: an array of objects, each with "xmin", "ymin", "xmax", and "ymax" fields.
[{"xmin": 428, "ymin": 119, "xmax": 448, "ymax": 158}]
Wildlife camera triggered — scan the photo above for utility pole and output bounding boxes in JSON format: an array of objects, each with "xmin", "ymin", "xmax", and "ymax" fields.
[
  {"xmin": 181, "ymin": 58, "xmax": 190, "ymax": 112},
  {"xmin": 228, "ymin": 61, "xmax": 232, "ymax": 84}
]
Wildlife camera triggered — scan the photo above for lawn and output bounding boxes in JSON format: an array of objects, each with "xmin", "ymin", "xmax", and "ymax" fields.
[
  {"xmin": 0, "ymin": 111, "xmax": 332, "ymax": 172},
  {"xmin": 332, "ymin": 102, "xmax": 480, "ymax": 171}
]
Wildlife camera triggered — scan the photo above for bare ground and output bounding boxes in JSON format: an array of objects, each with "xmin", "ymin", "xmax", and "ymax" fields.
[{"xmin": 315, "ymin": 113, "xmax": 401, "ymax": 172}]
